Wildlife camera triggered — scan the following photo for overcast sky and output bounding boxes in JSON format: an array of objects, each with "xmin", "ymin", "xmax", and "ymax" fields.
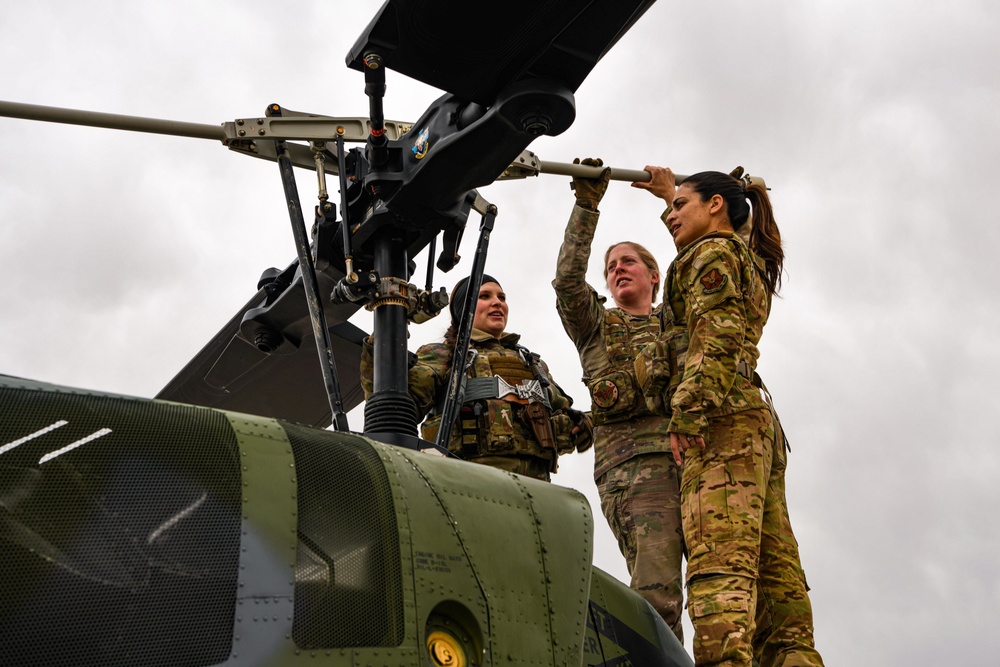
[{"xmin": 2, "ymin": 1, "xmax": 998, "ymax": 664}]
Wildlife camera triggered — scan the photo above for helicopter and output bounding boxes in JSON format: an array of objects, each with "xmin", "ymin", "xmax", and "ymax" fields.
[{"xmin": 0, "ymin": 1, "xmax": 698, "ymax": 665}]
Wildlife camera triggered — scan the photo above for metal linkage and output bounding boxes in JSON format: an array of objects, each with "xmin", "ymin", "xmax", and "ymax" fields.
[
  {"xmin": 269, "ymin": 102, "xmax": 349, "ymax": 432},
  {"xmin": 331, "ymin": 272, "xmax": 448, "ymax": 325},
  {"xmin": 434, "ymin": 203, "xmax": 497, "ymax": 450}
]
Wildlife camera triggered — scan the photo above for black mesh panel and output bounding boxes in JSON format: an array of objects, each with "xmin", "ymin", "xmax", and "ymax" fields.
[
  {"xmin": 0, "ymin": 387, "xmax": 241, "ymax": 667},
  {"xmin": 285, "ymin": 425, "xmax": 404, "ymax": 648}
]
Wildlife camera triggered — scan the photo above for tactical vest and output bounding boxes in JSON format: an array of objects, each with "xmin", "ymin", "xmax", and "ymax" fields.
[
  {"xmin": 585, "ymin": 308, "xmax": 662, "ymax": 426},
  {"xmin": 634, "ymin": 233, "xmax": 757, "ymax": 415},
  {"xmin": 421, "ymin": 345, "xmax": 559, "ymax": 468}
]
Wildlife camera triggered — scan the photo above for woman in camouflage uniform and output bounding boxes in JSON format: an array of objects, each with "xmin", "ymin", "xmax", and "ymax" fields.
[
  {"xmin": 634, "ymin": 167, "xmax": 824, "ymax": 667},
  {"xmin": 552, "ymin": 158, "xmax": 686, "ymax": 642},
  {"xmin": 361, "ymin": 275, "xmax": 591, "ymax": 482}
]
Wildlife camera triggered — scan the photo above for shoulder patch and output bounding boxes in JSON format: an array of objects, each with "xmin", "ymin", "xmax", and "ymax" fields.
[
  {"xmin": 591, "ymin": 379, "xmax": 620, "ymax": 408},
  {"xmin": 699, "ymin": 268, "xmax": 728, "ymax": 294}
]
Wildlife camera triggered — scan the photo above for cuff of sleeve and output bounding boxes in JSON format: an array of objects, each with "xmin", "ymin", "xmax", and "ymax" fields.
[
  {"xmin": 659, "ymin": 206, "xmax": 673, "ymax": 226},
  {"xmin": 668, "ymin": 411, "xmax": 707, "ymax": 435}
]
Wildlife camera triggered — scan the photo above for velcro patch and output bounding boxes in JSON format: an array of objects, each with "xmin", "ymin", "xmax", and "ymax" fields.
[
  {"xmin": 591, "ymin": 379, "xmax": 620, "ymax": 408},
  {"xmin": 699, "ymin": 268, "xmax": 728, "ymax": 294}
]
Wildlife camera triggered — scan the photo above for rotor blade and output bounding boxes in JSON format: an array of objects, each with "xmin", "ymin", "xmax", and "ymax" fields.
[
  {"xmin": 498, "ymin": 151, "xmax": 769, "ymax": 189},
  {"xmin": 538, "ymin": 159, "xmax": 667, "ymax": 183},
  {"xmin": 348, "ymin": 0, "xmax": 657, "ymax": 107},
  {"xmin": 498, "ymin": 151, "xmax": 681, "ymax": 183},
  {"xmin": 0, "ymin": 99, "xmax": 226, "ymax": 141}
]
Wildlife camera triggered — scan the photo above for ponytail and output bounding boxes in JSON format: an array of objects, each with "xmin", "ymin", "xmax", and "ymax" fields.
[
  {"xmin": 443, "ymin": 322, "xmax": 458, "ymax": 366},
  {"xmin": 683, "ymin": 170, "xmax": 784, "ymax": 297},
  {"xmin": 745, "ymin": 179, "xmax": 783, "ymax": 296}
]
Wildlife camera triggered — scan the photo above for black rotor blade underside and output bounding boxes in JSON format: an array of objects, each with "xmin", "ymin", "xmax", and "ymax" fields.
[{"xmin": 347, "ymin": 0, "xmax": 657, "ymax": 105}]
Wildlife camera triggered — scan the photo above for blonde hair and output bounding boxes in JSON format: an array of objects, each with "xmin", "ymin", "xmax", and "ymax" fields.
[{"xmin": 603, "ymin": 241, "xmax": 661, "ymax": 303}]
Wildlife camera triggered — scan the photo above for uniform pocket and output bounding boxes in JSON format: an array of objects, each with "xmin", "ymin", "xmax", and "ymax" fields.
[
  {"xmin": 633, "ymin": 341, "xmax": 671, "ymax": 415},
  {"xmin": 420, "ymin": 415, "xmax": 442, "ymax": 443},
  {"xmin": 689, "ymin": 595, "xmax": 749, "ymax": 620},
  {"xmin": 683, "ymin": 438, "xmax": 760, "ymax": 546},
  {"xmin": 484, "ymin": 401, "xmax": 518, "ymax": 453},
  {"xmin": 587, "ymin": 370, "xmax": 637, "ymax": 423},
  {"xmin": 684, "ymin": 460, "xmax": 736, "ymax": 546}
]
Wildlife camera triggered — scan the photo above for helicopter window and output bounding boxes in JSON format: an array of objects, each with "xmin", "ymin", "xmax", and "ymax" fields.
[{"xmin": 283, "ymin": 423, "xmax": 405, "ymax": 649}]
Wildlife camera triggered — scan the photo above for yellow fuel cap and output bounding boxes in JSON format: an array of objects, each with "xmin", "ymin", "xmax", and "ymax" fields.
[{"xmin": 427, "ymin": 630, "xmax": 466, "ymax": 667}]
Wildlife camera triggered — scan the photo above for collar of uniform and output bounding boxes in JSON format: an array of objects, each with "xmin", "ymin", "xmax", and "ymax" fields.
[
  {"xmin": 677, "ymin": 229, "xmax": 736, "ymax": 256},
  {"xmin": 469, "ymin": 328, "xmax": 521, "ymax": 346},
  {"xmin": 610, "ymin": 303, "xmax": 661, "ymax": 321}
]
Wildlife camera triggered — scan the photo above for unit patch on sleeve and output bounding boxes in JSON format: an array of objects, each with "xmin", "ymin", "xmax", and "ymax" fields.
[{"xmin": 699, "ymin": 268, "xmax": 728, "ymax": 294}]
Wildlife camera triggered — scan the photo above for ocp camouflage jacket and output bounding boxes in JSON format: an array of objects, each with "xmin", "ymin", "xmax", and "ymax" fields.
[
  {"xmin": 552, "ymin": 203, "xmax": 673, "ymax": 480},
  {"xmin": 663, "ymin": 230, "xmax": 771, "ymax": 434}
]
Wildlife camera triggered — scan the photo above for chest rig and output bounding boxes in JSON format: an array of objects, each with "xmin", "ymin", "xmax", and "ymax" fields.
[
  {"xmin": 463, "ymin": 348, "xmax": 551, "ymax": 411},
  {"xmin": 424, "ymin": 344, "xmax": 557, "ymax": 465},
  {"xmin": 586, "ymin": 308, "xmax": 661, "ymax": 426}
]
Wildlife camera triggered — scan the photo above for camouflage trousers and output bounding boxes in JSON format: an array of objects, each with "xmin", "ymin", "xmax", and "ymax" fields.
[
  {"xmin": 682, "ymin": 409, "xmax": 823, "ymax": 667},
  {"xmin": 597, "ymin": 452, "xmax": 685, "ymax": 643}
]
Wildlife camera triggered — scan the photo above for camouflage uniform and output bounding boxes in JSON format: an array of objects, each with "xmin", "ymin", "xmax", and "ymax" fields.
[
  {"xmin": 650, "ymin": 229, "xmax": 823, "ymax": 667},
  {"xmin": 552, "ymin": 204, "xmax": 685, "ymax": 641},
  {"xmin": 360, "ymin": 328, "xmax": 588, "ymax": 482}
]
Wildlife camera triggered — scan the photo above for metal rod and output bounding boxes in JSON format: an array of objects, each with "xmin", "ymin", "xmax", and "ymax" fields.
[
  {"xmin": 363, "ymin": 53, "xmax": 389, "ymax": 170},
  {"xmin": 0, "ymin": 99, "xmax": 226, "ymax": 141},
  {"xmin": 275, "ymin": 139, "xmax": 349, "ymax": 431},
  {"xmin": 536, "ymin": 158, "xmax": 689, "ymax": 184},
  {"xmin": 363, "ymin": 234, "xmax": 420, "ymax": 439},
  {"xmin": 335, "ymin": 134, "xmax": 356, "ymax": 282},
  {"xmin": 424, "ymin": 237, "xmax": 436, "ymax": 292}
]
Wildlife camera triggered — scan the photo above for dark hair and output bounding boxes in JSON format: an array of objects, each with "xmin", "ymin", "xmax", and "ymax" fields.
[
  {"xmin": 443, "ymin": 275, "xmax": 503, "ymax": 364},
  {"xmin": 683, "ymin": 171, "xmax": 783, "ymax": 296},
  {"xmin": 443, "ymin": 323, "xmax": 459, "ymax": 364}
]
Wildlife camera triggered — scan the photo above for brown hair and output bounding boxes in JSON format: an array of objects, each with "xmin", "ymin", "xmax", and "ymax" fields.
[
  {"xmin": 603, "ymin": 241, "xmax": 661, "ymax": 303},
  {"xmin": 683, "ymin": 171, "xmax": 783, "ymax": 296}
]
